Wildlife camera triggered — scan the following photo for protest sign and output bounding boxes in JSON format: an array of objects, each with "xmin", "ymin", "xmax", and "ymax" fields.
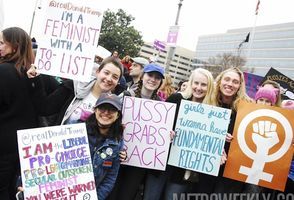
[
  {"xmin": 122, "ymin": 96, "xmax": 176, "ymax": 170},
  {"xmin": 262, "ymin": 67, "xmax": 294, "ymax": 100},
  {"xmin": 243, "ymin": 72, "xmax": 263, "ymax": 99},
  {"xmin": 168, "ymin": 100, "xmax": 231, "ymax": 176},
  {"xmin": 17, "ymin": 123, "xmax": 97, "ymax": 200},
  {"xmin": 35, "ymin": 0, "xmax": 104, "ymax": 82},
  {"xmin": 224, "ymin": 100, "xmax": 294, "ymax": 191}
]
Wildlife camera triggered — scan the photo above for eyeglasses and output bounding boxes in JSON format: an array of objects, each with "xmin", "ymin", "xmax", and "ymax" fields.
[{"xmin": 97, "ymin": 104, "xmax": 118, "ymax": 114}]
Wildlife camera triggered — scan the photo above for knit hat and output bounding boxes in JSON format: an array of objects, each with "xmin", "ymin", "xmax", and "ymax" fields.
[
  {"xmin": 255, "ymin": 87, "xmax": 277, "ymax": 105},
  {"xmin": 281, "ymin": 100, "xmax": 294, "ymax": 110}
]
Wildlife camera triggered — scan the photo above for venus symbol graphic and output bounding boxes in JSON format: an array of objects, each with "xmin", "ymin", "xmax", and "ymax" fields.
[{"xmin": 237, "ymin": 109, "xmax": 293, "ymax": 184}]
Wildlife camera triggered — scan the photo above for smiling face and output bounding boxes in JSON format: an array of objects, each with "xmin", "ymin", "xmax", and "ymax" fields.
[
  {"xmin": 191, "ymin": 72, "xmax": 208, "ymax": 102},
  {"xmin": 96, "ymin": 63, "xmax": 121, "ymax": 92},
  {"xmin": 142, "ymin": 72, "xmax": 162, "ymax": 92},
  {"xmin": 0, "ymin": 32, "xmax": 13, "ymax": 57},
  {"xmin": 95, "ymin": 104, "xmax": 119, "ymax": 127},
  {"xmin": 220, "ymin": 71, "xmax": 241, "ymax": 98}
]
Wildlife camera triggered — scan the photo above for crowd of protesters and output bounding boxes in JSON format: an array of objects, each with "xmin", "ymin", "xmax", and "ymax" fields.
[{"xmin": 0, "ymin": 27, "xmax": 293, "ymax": 200}]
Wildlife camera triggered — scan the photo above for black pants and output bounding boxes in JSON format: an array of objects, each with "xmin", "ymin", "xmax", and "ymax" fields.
[
  {"xmin": 108, "ymin": 165, "xmax": 147, "ymax": 200},
  {"xmin": 0, "ymin": 153, "xmax": 19, "ymax": 200}
]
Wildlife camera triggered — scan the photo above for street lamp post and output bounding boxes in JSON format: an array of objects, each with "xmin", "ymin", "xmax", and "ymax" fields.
[
  {"xmin": 29, "ymin": 0, "xmax": 41, "ymax": 37},
  {"xmin": 165, "ymin": 0, "xmax": 183, "ymax": 74}
]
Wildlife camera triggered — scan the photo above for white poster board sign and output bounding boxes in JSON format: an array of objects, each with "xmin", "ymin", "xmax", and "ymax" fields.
[
  {"xmin": 34, "ymin": 0, "xmax": 104, "ymax": 82},
  {"xmin": 168, "ymin": 100, "xmax": 231, "ymax": 176},
  {"xmin": 122, "ymin": 96, "xmax": 176, "ymax": 170},
  {"xmin": 17, "ymin": 123, "xmax": 98, "ymax": 200}
]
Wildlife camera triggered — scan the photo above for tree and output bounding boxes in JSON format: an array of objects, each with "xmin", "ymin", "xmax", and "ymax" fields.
[
  {"xmin": 98, "ymin": 9, "xmax": 144, "ymax": 58},
  {"xmin": 204, "ymin": 53, "xmax": 249, "ymax": 77}
]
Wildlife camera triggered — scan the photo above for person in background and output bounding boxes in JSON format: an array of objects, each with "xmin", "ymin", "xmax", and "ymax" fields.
[
  {"xmin": 260, "ymin": 80, "xmax": 282, "ymax": 107},
  {"xmin": 109, "ymin": 63, "xmax": 166, "ymax": 200},
  {"xmin": 86, "ymin": 93, "xmax": 124, "ymax": 200},
  {"xmin": 176, "ymin": 80, "xmax": 188, "ymax": 93},
  {"xmin": 212, "ymin": 67, "xmax": 252, "ymax": 194},
  {"xmin": 126, "ymin": 57, "xmax": 149, "ymax": 89},
  {"xmin": 120, "ymin": 55, "xmax": 132, "ymax": 86},
  {"xmin": 281, "ymin": 99, "xmax": 294, "ymax": 194},
  {"xmin": 111, "ymin": 50, "xmax": 119, "ymax": 59},
  {"xmin": 157, "ymin": 74, "xmax": 175, "ymax": 101},
  {"xmin": 121, "ymin": 55, "xmax": 132, "ymax": 72},
  {"xmin": 254, "ymin": 87, "xmax": 279, "ymax": 106},
  {"xmin": 0, "ymin": 27, "xmax": 40, "ymax": 200}
]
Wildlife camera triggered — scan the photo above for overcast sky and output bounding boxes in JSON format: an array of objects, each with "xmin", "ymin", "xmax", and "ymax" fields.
[{"xmin": 2, "ymin": 0, "xmax": 294, "ymax": 51}]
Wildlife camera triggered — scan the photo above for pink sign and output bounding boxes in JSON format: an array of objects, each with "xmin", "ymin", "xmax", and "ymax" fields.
[{"xmin": 167, "ymin": 26, "xmax": 179, "ymax": 46}]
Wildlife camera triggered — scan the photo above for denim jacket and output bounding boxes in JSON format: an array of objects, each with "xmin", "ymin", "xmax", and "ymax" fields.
[{"xmin": 88, "ymin": 134, "xmax": 123, "ymax": 200}]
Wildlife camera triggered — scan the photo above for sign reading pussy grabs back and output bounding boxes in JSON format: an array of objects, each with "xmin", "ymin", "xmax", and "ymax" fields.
[{"xmin": 121, "ymin": 96, "xmax": 176, "ymax": 170}]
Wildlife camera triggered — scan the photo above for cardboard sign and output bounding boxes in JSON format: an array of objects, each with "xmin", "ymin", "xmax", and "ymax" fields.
[
  {"xmin": 224, "ymin": 100, "xmax": 294, "ymax": 191},
  {"xmin": 262, "ymin": 67, "xmax": 294, "ymax": 100},
  {"xmin": 34, "ymin": 0, "xmax": 104, "ymax": 82},
  {"xmin": 168, "ymin": 100, "xmax": 231, "ymax": 176},
  {"xmin": 17, "ymin": 123, "xmax": 98, "ymax": 200},
  {"xmin": 121, "ymin": 96, "xmax": 176, "ymax": 170}
]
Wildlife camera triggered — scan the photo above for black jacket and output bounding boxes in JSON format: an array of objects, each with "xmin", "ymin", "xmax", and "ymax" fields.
[{"xmin": 0, "ymin": 62, "xmax": 41, "ymax": 155}]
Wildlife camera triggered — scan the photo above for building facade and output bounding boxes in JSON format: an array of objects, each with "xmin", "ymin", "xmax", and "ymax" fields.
[
  {"xmin": 139, "ymin": 42, "xmax": 195, "ymax": 87},
  {"xmin": 195, "ymin": 22, "xmax": 294, "ymax": 80}
]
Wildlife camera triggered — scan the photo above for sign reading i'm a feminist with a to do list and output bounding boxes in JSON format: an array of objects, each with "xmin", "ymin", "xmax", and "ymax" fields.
[
  {"xmin": 17, "ymin": 123, "xmax": 97, "ymax": 200},
  {"xmin": 168, "ymin": 100, "xmax": 231, "ymax": 176},
  {"xmin": 35, "ymin": 0, "xmax": 104, "ymax": 82},
  {"xmin": 122, "ymin": 96, "xmax": 176, "ymax": 170}
]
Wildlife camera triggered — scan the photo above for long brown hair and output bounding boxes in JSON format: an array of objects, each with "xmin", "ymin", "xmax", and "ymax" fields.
[{"xmin": 0, "ymin": 27, "xmax": 34, "ymax": 72}]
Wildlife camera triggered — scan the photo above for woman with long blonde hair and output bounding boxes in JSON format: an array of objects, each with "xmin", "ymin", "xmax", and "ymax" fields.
[
  {"xmin": 212, "ymin": 67, "xmax": 252, "ymax": 194},
  {"xmin": 213, "ymin": 67, "xmax": 252, "ymax": 111},
  {"xmin": 160, "ymin": 68, "xmax": 216, "ymax": 199}
]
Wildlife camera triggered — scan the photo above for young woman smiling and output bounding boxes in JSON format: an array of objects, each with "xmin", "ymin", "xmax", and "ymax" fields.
[
  {"xmin": 162, "ymin": 68, "xmax": 216, "ymax": 199},
  {"xmin": 109, "ymin": 63, "xmax": 165, "ymax": 200},
  {"xmin": 86, "ymin": 93, "xmax": 124, "ymax": 200},
  {"xmin": 212, "ymin": 67, "xmax": 252, "ymax": 194}
]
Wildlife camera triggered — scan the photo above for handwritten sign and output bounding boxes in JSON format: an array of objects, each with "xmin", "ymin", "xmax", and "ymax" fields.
[
  {"xmin": 121, "ymin": 96, "xmax": 176, "ymax": 170},
  {"xmin": 262, "ymin": 67, "xmax": 294, "ymax": 100},
  {"xmin": 168, "ymin": 100, "xmax": 231, "ymax": 176},
  {"xmin": 17, "ymin": 123, "xmax": 98, "ymax": 200},
  {"xmin": 224, "ymin": 100, "xmax": 294, "ymax": 191},
  {"xmin": 35, "ymin": 0, "xmax": 104, "ymax": 82}
]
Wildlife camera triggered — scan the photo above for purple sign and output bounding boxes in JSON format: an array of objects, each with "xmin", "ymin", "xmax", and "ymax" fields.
[
  {"xmin": 243, "ymin": 72, "xmax": 263, "ymax": 99},
  {"xmin": 153, "ymin": 40, "xmax": 166, "ymax": 51},
  {"xmin": 167, "ymin": 25, "xmax": 179, "ymax": 46}
]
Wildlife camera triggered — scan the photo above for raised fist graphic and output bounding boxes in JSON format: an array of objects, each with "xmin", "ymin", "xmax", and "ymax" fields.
[{"xmin": 252, "ymin": 121, "xmax": 279, "ymax": 151}]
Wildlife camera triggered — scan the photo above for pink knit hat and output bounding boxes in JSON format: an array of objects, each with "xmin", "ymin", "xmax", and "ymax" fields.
[
  {"xmin": 281, "ymin": 100, "xmax": 294, "ymax": 110},
  {"xmin": 255, "ymin": 87, "xmax": 277, "ymax": 105}
]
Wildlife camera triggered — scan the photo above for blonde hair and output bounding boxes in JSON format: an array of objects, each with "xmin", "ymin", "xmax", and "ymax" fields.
[
  {"xmin": 261, "ymin": 80, "xmax": 282, "ymax": 107},
  {"xmin": 213, "ymin": 67, "xmax": 252, "ymax": 110},
  {"xmin": 159, "ymin": 74, "xmax": 175, "ymax": 98},
  {"xmin": 182, "ymin": 68, "xmax": 215, "ymax": 105}
]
